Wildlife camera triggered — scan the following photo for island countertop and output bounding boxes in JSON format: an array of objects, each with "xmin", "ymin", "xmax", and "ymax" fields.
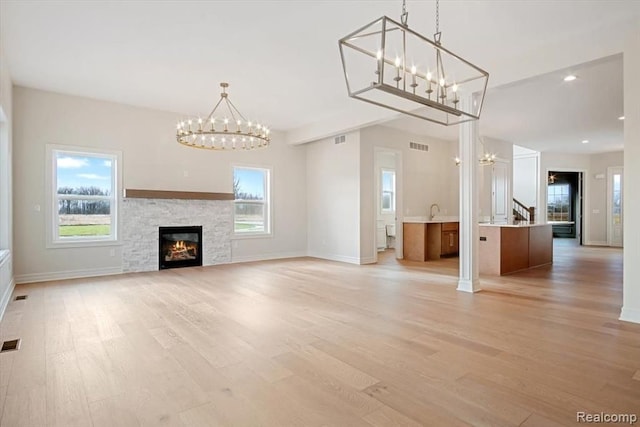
[{"xmin": 479, "ymin": 221, "xmax": 550, "ymax": 228}]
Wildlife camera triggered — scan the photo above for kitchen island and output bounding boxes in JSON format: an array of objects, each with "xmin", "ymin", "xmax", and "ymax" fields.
[
  {"xmin": 403, "ymin": 217, "xmax": 459, "ymax": 261},
  {"xmin": 479, "ymin": 222, "xmax": 553, "ymax": 275}
]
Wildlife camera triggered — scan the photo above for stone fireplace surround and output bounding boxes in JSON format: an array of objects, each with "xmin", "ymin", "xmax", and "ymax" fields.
[{"xmin": 121, "ymin": 192, "xmax": 233, "ymax": 272}]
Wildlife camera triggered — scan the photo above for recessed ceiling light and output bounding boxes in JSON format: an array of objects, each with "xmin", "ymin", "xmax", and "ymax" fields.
[
  {"xmin": 618, "ymin": 116, "xmax": 625, "ymax": 120},
  {"xmin": 564, "ymin": 75, "xmax": 577, "ymax": 82},
  {"xmin": 582, "ymin": 140, "xmax": 589, "ymax": 144}
]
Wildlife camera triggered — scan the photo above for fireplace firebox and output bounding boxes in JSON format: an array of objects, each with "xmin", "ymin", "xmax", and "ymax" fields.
[{"xmin": 159, "ymin": 226, "xmax": 203, "ymax": 270}]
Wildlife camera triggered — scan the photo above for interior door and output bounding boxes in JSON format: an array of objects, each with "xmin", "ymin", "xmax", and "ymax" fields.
[
  {"xmin": 492, "ymin": 161, "xmax": 509, "ymax": 223},
  {"xmin": 608, "ymin": 167, "xmax": 623, "ymax": 247}
]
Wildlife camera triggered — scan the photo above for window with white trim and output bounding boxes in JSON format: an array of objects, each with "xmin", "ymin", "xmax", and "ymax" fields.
[
  {"xmin": 547, "ymin": 183, "xmax": 570, "ymax": 222},
  {"xmin": 381, "ymin": 169, "xmax": 396, "ymax": 213},
  {"xmin": 49, "ymin": 147, "xmax": 119, "ymax": 245},
  {"xmin": 233, "ymin": 166, "xmax": 270, "ymax": 236}
]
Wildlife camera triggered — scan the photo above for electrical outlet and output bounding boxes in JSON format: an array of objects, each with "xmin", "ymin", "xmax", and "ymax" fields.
[
  {"xmin": 109, "ymin": 249, "xmax": 115, "ymax": 257},
  {"xmin": 34, "ymin": 204, "xmax": 41, "ymax": 212},
  {"xmin": 183, "ymin": 170, "xmax": 189, "ymax": 177}
]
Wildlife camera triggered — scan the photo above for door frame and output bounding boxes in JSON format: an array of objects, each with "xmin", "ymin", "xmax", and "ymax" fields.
[
  {"xmin": 373, "ymin": 147, "xmax": 404, "ymax": 263},
  {"xmin": 607, "ymin": 166, "xmax": 624, "ymax": 247},
  {"xmin": 544, "ymin": 167, "xmax": 589, "ymax": 244}
]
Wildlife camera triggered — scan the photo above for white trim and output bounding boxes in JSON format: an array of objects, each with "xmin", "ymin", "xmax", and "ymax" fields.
[
  {"xmin": 45, "ymin": 144, "xmax": 123, "ymax": 248},
  {"xmin": 607, "ymin": 166, "xmax": 624, "ymax": 247},
  {"xmin": 457, "ymin": 279, "xmax": 481, "ymax": 293},
  {"xmin": 15, "ymin": 266, "xmax": 123, "ymax": 284},
  {"xmin": 619, "ymin": 306, "xmax": 640, "ymax": 324},
  {"xmin": 232, "ymin": 164, "xmax": 273, "ymax": 238},
  {"xmin": 584, "ymin": 240, "xmax": 609, "ymax": 246},
  {"xmin": 544, "ymin": 167, "xmax": 590, "ymax": 245},
  {"xmin": 0, "ymin": 278, "xmax": 15, "ymax": 322},
  {"xmin": 307, "ymin": 252, "xmax": 361, "ymax": 265},
  {"xmin": 380, "ymin": 168, "xmax": 396, "ymax": 214},
  {"xmin": 373, "ymin": 147, "xmax": 404, "ymax": 264},
  {"xmin": 230, "ymin": 251, "xmax": 307, "ymax": 264},
  {"xmin": 359, "ymin": 256, "xmax": 376, "ymax": 265},
  {"xmin": 0, "ymin": 249, "xmax": 9, "ymax": 265}
]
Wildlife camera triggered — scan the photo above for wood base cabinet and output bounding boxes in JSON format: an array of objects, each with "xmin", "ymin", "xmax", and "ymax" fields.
[{"xmin": 403, "ymin": 222, "xmax": 459, "ymax": 261}]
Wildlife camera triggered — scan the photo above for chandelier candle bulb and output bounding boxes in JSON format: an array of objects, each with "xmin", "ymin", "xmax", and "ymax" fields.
[
  {"xmin": 410, "ymin": 65, "xmax": 418, "ymax": 93},
  {"xmin": 394, "ymin": 57, "xmax": 402, "ymax": 85}
]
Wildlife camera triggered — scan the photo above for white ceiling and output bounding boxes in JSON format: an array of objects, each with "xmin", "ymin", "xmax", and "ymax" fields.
[
  {"xmin": 1, "ymin": 1, "xmax": 638, "ymax": 152},
  {"xmin": 384, "ymin": 54, "xmax": 624, "ymax": 154}
]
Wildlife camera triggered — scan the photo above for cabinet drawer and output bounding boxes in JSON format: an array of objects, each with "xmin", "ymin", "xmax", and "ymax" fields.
[{"xmin": 442, "ymin": 222, "xmax": 459, "ymax": 231}]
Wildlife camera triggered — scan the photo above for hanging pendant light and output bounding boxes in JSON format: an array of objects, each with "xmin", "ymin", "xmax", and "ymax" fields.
[{"xmin": 338, "ymin": 0, "xmax": 489, "ymax": 126}]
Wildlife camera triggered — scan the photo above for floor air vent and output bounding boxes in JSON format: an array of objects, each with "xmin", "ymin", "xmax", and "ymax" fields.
[
  {"xmin": 15, "ymin": 295, "xmax": 28, "ymax": 301},
  {"xmin": 1, "ymin": 339, "xmax": 20, "ymax": 353}
]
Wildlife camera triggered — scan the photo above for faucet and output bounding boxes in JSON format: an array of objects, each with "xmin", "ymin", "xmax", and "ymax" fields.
[{"xmin": 429, "ymin": 203, "xmax": 440, "ymax": 220}]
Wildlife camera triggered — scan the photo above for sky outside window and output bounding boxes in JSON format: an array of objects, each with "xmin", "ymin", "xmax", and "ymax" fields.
[
  {"xmin": 56, "ymin": 153, "xmax": 112, "ymax": 193},
  {"xmin": 234, "ymin": 168, "xmax": 265, "ymax": 199}
]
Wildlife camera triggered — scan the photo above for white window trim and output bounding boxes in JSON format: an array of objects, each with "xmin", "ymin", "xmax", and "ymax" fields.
[
  {"xmin": 46, "ymin": 144, "xmax": 122, "ymax": 248},
  {"xmin": 232, "ymin": 164, "xmax": 273, "ymax": 239},
  {"xmin": 381, "ymin": 168, "xmax": 396, "ymax": 214}
]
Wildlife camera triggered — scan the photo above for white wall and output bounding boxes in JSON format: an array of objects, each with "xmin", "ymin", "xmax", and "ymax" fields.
[
  {"xmin": 0, "ymin": 42, "xmax": 14, "ymax": 319},
  {"xmin": 589, "ymin": 151, "xmax": 623, "ymax": 244},
  {"xmin": 622, "ymin": 23, "xmax": 640, "ymax": 324},
  {"xmin": 306, "ymin": 131, "xmax": 361, "ymax": 263},
  {"xmin": 13, "ymin": 87, "xmax": 307, "ymax": 282},
  {"xmin": 538, "ymin": 150, "xmax": 624, "ymax": 246},
  {"xmin": 360, "ymin": 125, "xmax": 459, "ymax": 218},
  {"xmin": 513, "ymin": 145, "xmax": 539, "ymax": 208}
]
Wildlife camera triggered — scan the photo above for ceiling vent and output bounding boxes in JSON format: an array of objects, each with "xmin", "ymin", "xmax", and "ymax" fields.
[
  {"xmin": 409, "ymin": 142, "xmax": 429, "ymax": 152},
  {"xmin": 334, "ymin": 135, "xmax": 346, "ymax": 144}
]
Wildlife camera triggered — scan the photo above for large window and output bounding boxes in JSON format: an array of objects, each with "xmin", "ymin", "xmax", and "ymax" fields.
[
  {"xmin": 48, "ymin": 146, "xmax": 119, "ymax": 246},
  {"xmin": 547, "ymin": 183, "xmax": 570, "ymax": 222},
  {"xmin": 233, "ymin": 166, "xmax": 270, "ymax": 236},
  {"xmin": 381, "ymin": 169, "xmax": 396, "ymax": 213}
]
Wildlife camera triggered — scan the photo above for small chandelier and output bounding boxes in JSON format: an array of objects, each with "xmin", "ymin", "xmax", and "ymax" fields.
[
  {"xmin": 455, "ymin": 137, "xmax": 497, "ymax": 166},
  {"xmin": 176, "ymin": 82, "xmax": 270, "ymax": 150},
  {"xmin": 339, "ymin": 0, "xmax": 489, "ymax": 126}
]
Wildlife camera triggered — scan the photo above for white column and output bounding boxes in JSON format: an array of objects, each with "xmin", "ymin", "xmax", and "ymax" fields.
[
  {"xmin": 457, "ymin": 96, "xmax": 481, "ymax": 293},
  {"xmin": 621, "ymin": 23, "xmax": 640, "ymax": 324}
]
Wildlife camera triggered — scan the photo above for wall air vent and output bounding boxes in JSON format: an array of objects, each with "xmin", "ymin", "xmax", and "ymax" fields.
[
  {"xmin": 1, "ymin": 339, "xmax": 20, "ymax": 353},
  {"xmin": 334, "ymin": 135, "xmax": 346, "ymax": 144},
  {"xmin": 409, "ymin": 142, "xmax": 429, "ymax": 152}
]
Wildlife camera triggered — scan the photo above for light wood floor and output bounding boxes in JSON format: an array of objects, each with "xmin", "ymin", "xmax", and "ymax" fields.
[{"xmin": 1, "ymin": 241, "xmax": 638, "ymax": 426}]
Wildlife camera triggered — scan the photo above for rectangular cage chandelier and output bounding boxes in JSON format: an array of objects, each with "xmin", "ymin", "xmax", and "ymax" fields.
[{"xmin": 338, "ymin": 1, "xmax": 489, "ymax": 126}]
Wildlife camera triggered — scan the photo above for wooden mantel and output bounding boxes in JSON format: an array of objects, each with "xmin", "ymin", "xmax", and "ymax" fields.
[{"xmin": 124, "ymin": 189, "xmax": 234, "ymax": 201}]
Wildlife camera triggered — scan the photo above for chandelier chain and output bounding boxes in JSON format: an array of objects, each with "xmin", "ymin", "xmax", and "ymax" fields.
[
  {"xmin": 401, "ymin": 0, "xmax": 408, "ymax": 26},
  {"xmin": 436, "ymin": 0, "xmax": 439, "ymax": 34}
]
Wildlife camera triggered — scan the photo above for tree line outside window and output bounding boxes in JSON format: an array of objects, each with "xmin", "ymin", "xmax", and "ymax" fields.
[{"xmin": 57, "ymin": 186, "xmax": 111, "ymax": 215}]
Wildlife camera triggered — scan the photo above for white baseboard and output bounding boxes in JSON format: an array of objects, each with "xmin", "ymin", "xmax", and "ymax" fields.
[
  {"xmin": 457, "ymin": 279, "xmax": 482, "ymax": 293},
  {"xmin": 584, "ymin": 240, "xmax": 608, "ymax": 246},
  {"xmin": 231, "ymin": 251, "xmax": 307, "ymax": 264},
  {"xmin": 0, "ymin": 277, "xmax": 15, "ymax": 322},
  {"xmin": 359, "ymin": 256, "xmax": 376, "ymax": 265},
  {"xmin": 619, "ymin": 306, "xmax": 640, "ymax": 324},
  {"xmin": 307, "ymin": 252, "xmax": 361, "ymax": 265},
  {"xmin": 15, "ymin": 266, "xmax": 123, "ymax": 285}
]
